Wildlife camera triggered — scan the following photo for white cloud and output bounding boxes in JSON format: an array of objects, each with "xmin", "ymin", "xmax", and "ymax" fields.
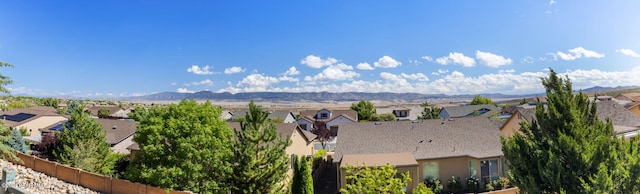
[
  {"xmin": 374, "ymin": 56, "xmax": 402, "ymax": 68},
  {"xmin": 224, "ymin": 66, "xmax": 246, "ymax": 74},
  {"xmin": 187, "ymin": 65, "xmax": 216, "ymax": 75},
  {"xmin": 237, "ymin": 74, "xmax": 280, "ymax": 90},
  {"xmin": 549, "ymin": 0, "xmax": 556, "ymax": 5},
  {"xmin": 300, "ymin": 55, "xmax": 338, "ymax": 68},
  {"xmin": 170, "ymin": 82, "xmax": 177, "ymax": 86},
  {"xmin": 177, "ymin": 88, "xmax": 195, "ymax": 93},
  {"xmin": 282, "ymin": 66, "xmax": 300, "ymax": 76},
  {"xmin": 616, "ymin": 49, "xmax": 640, "ymax": 58},
  {"xmin": 422, "ymin": 56, "xmax": 434, "ymax": 62},
  {"xmin": 431, "ymin": 69, "xmax": 449, "ymax": 76},
  {"xmin": 304, "ymin": 64, "xmax": 360, "ymax": 83},
  {"xmin": 475, "ymin": 51, "xmax": 512, "ymax": 68},
  {"xmin": 556, "ymin": 47, "xmax": 605, "ymax": 60},
  {"xmin": 188, "ymin": 79, "xmax": 214, "ymax": 86},
  {"xmin": 436, "ymin": 52, "xmax": 476, "ymax": 67},
  {"xmin": 499, "ymin": 69, "xmax": 516, "ymax": 73},
  {"xmin": 400, "ymin": 73, "xmax": 429, "ymax": 81},
  {"xmin": 521, "ymin": 56, "xmax": 535, "ymax": 64},
  {"xmin": 356, "ymin": 62, "xmax": 374, "ymax": 70}
]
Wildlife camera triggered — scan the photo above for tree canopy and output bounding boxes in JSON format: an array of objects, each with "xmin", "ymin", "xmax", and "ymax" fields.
[
  {"xmin": 418, "ymin": 106, "xmax": 441, "ymax": 120},
  {"xmin": 340, "ymin": 163, "xmax": 411, "ymax": 194},
  {"xmin": 291, "ymin": 155, "xmax": 313, "ymax": 194},
  {"xmin": 470, "ymin": 95, "xmax": 494, "ymax": 105},
  {"xmin": 229, "ymin": 101, "xmax": 292, "ymax": 193},
  {"xmin": 350, "ymin": 100, "xmax": 376, "ymax": 121},
  {"xmin": 125, "ymin": 100, "xmax": 234, "ymax": 193},
  {"xmin": 0, "ymin": 61, "xmax": 13, "ymax": 94},
  {"xmin": 501, "ymin": 69, "xmax": 640, "ymax": 193}
]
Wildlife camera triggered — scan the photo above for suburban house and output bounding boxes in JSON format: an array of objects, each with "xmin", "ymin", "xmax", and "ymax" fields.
[
  {"xmin": 220, "ymin": 110, "xmax": 234, "ymax": 121},
  {"xmin": 500, "ymin": 100, "xmax": 640, "ymax": 138},
  {"xmin": 0, "ymin": 106, "xmax": 68, "ymax": 139},
  {"xmin": 86, "ymin": 106, "xmax": 131, "ymax": 119},
  {"xmin": 230, "ymin": 109, "xmax": 297, "ymax": 123},
  {"xmin": 626, "ymin": 102, "xmax": 640, "ymax": 118},
  {"xmin": 376, "ymin": 106, "xmax": 422, "ymax": 121},
  {"xmin": 297, "ymin": 109, "xmax": 358, "ymax": 135},
  {"xmin": 617, "ymin": 92, "xmax": 640, "ymax": 102},
  {"xmin": 333, "ymin": 117, "xmax": 506, "ymax": 192},
  {"xmin": 439, "ymin": 104, "xmax": 499, "ymax": 118},
  {"xmin": 41, "ymin": 118, "xmax": 137, "ymax": 154}
]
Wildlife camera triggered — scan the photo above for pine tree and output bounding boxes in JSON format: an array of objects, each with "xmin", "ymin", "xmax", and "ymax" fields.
[
  {"xmin": 296, "ymin": 155, "xmax": 313, "ymax": 194},
  {"xmin": 54, "ymin": 104, "xmax": 114, "ymax": 175},
  {"xmin": 230, "ymin": 101, "xmax": 292, "ymax": 193},
  {"xmin": 501, "ymin": 69, "xmax": 640, "ymax": 193},
  {"xmin": 6, "ymin": 129, "xmax": 27, "ymax": 153},
  {"xmin": 125, "ymin": 100, "xmax": 233, "ymax": 193},
  {"xmin": 291, "ymin": 155, "xmax": 302, "ymax": 193}
]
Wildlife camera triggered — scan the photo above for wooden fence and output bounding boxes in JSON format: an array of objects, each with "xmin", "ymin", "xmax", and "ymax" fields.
[{"xmin": 12, "ymin": 152, "xmax": 191, "ymax": 194}]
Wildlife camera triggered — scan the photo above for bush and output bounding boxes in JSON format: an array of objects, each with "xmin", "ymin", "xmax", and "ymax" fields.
[
  {"xmin": 447, "ymin": 176, "xmax": 463, "ymax": 193},
  {"xmin": 424, "ymin": 177, "xmax": 443, "ymax": 194},
  {"xmin": 311, "ymin": 149, "xmax": 327, "ymax": 171},
  {"xmin": 466, "ymin": 177, "xmax": 480, "ymax": 193},
  {"xmin": 490, "ymin": 177, "xmax": 510, "ymax": 190},
  {"xmin": 413, "ymin": 182, "xmax": 435, "ymax": 194}
]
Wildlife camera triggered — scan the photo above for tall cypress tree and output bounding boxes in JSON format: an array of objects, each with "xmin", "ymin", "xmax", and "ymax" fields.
[
  {"xmin": 297, "ymin": 155, "xmax": 313, "ymax": 194},
  {"xmin": 501, "ymin": 69, "xmax": 640, "ymax": 193},
  {"xmin": 230, "ymin": 101, "xmax": 292, "ymax": 193},
  {"xmin": 291, "ymin": 155, "xmax": 301, "ymax": 193}
]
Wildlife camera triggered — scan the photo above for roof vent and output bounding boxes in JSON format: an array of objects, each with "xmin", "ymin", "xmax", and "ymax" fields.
[
  {"xmin": 411, "ymin": 120, "xmax": 419, "ymax": 123},
  {"xmin": 112, "ymin": 125, "xmax": 117, "ymax": 129},
  {"xmin": 448, "ymin": 118, "xmax": 455, "ymax": 121},
  {"xmin": 374, "ymin": 122, "xmax": 382, "ymax": 125}
]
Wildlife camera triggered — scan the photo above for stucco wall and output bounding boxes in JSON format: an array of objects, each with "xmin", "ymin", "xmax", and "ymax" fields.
[
  {"xmin": 629, "ymin": 105, "xmax": 640, "ymax": 118},
  {"xmin": 326, "ymin": 116, "xmax": 354, "ymax": 128},
  {"xmin": 500, "ymin": 112, "xmax": 523, "ymax": 138},
  {"xmin": 17, "ymin": 116, "xmax": 67, "ymax": 136}
]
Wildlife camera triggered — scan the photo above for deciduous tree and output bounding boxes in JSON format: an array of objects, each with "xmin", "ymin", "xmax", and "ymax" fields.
[
  {"xmin": 470, "ymin": 95, "xmax": 494, "ymax": 105},
  {"xmin": 230, "ymin": 101, "xmax": 292, "ymax": 193},
  {"xmin": 340, "ymin": 163, "xmax": 411, "ymax": 194},
  {"xmin": 350, "ymin": 100, "xmax": 375, "ymax": 121},
  {"xmin": 125, "ymin": 100, "xmax": 233, "ymax": 193},
  {"xmin": 418, "ymin": 106, "xmax": 441, "ymax": 120},
  {"xmin": 97, "ymin": 108, "xmax": 111, "ymax": 118}
]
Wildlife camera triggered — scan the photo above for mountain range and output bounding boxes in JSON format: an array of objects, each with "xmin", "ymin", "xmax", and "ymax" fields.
[{"xmin": 122, "ymin": 86, "xmax": 637, "ymax": 102}]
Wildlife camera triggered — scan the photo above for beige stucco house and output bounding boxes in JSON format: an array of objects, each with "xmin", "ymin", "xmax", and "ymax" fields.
[
  {"xmin": 0, "ymin": 106, "xmax": 67, "ymax": 139},
  {"xmin": 334, "ymin": 117, "xmax": 506, "ymax": 192}
]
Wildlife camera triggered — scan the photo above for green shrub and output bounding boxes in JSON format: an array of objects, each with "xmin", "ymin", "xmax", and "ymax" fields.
[
  {"xmin": 424, "ymin": 177, "xmax": 443, "ymax": 193},
  {"xmin": 413, "ymin": 182, "xmax": 435, "ymax": 194},
  {"xmin": 466, "ymin": 177, "xmax": 480, "ymax": 193},
  {"xmin": 447, "ymin": 176, "xmax": 463, "ymax": 193}
]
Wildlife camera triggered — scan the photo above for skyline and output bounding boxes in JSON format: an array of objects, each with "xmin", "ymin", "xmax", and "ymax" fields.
[{"xmin": 1, "ymin": 1, "xmax": 639, "ymax": 98}]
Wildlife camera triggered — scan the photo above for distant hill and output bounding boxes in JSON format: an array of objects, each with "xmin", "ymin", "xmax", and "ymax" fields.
[{"xmin": 124, "ymin": 91, "xmax": 535, "ymax": 102}]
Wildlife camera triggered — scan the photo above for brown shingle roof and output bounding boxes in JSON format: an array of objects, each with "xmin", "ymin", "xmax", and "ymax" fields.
[
  {"xmin": 86, "ymin": 106, "xmax": 122, "ymax": 117},
  {"xmin": 95, "ymin": 119, "xmax": 137, "ymax": 145},
  {"xmin": 0, "ymin": 106, "xmax": 61, "ymax": 128},
  {"xmin": 333, "ymin": 117, "xmax": 503, "ymax": 163},
  {"xmin": 227, "ymin": 122, "xmax": 313, "ymax": 142}
]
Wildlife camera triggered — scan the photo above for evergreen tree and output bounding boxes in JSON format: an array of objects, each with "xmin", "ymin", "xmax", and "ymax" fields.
[
  {"xmin": 230, "ymin": 101, "xmax": 292, "ymax": 193},
  {"xmin": 6, "ymin": 129, "xmax": 27, "ymax": 153},
  {"xmin": 470, "ymin": 95, "xmax": 494, "ymax": 105},
  {"xmin": 97, "ymin": 108, "xmax": 111, "ymax": 118},
  {"xmin": 295, "ymin": 155, "xmax": 313, "ymax": 194},
  {"xmin": 55, "ymin": 104, "xmax": 114, "ymax": 175},
  {"xmin": 501, "ymin": 69, "xmax": 640, "ymax": 193},
  {"xmin": 291, "ymin": 155, "xmax": 302, "ymax": 193},
  {"xmin": 125, "ymin": 100, "xmax": 233, "ymax": 193}
]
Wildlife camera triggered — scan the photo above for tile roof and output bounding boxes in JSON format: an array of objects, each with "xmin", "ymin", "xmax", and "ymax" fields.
[
  {"xmin": 333, "ymin": 117, "xmax": 504, "ymax": 163},
  {"xmin": 340, "ymin": 152, "xmax": 418, "ymax": 168},
  {"xmin": 298, "ymin": 109, "xmax": 358, "ymax": 122},
  {"xmin": 440, "ymin": 104, "xmax": 499, "ymax": 118}
]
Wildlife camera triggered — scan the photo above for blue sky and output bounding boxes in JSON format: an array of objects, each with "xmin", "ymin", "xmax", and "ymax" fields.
[{"xmin": 1, "ymin": 1, "xmax": 639, "ymax": 98}]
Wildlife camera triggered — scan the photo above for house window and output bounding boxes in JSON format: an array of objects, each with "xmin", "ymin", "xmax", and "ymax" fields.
[
  {"xmin": 469, "ymin": 161, "xmax": 477, "ymax": 178},
  {"xmin": 481, "ymin": 159, "xmax": 499, "ymax": 181},
  {"xmin": 422, "ymin": 162, "xmax": 439, "ymax": 181},
  {"xmin": 299, "ymin": 124, "xmax": 307, "ymax": 130},
  {"xmin": 320, "ymin": 113, "xmax": 328, "ymax": 119}
]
